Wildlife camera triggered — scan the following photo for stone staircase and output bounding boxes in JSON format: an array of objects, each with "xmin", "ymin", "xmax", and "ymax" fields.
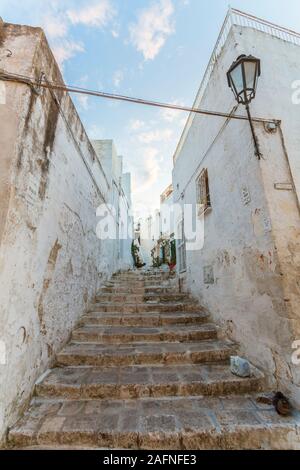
[{"xmin": 8, "ymin": 270, "xmax": 300, "ymax": 449}]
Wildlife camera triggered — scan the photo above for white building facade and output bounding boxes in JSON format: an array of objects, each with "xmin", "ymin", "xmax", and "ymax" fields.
[{"xmin": 172, "ymin": 9, "xmax": 300, "ymax": 406}]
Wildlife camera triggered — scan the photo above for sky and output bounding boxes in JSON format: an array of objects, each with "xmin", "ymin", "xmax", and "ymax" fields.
[{"xmin": 1, "ymin": 0, "xmax": 300, "ymax": 216}]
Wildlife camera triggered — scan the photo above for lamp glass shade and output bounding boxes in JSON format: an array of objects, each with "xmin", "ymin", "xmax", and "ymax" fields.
[
  {"xmin": 227, "ymin": 55, "xmax": 261, "ymax": 105},
  {"xmin": 244, "ymin": 61, "xmax": 257, "ymax": 90},
  {"xmin": 230, "ymin": 63, "xmax": 244, "ymax": 95}
]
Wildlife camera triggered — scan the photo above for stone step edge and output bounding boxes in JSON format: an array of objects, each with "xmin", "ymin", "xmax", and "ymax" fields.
[
  {"xmin": 72, "ymin": 324, "xmax": 216, "ymax": 332},
  {"xmin": 9, "ymin": 394, "xmax": 299, "ymax": 450},
  {"xmin": 56, "ymin": 341, "xmax": 236, "ymax": 366},
  {"xmin": 58, "ymin": 339, "xmax": 234, "ymax": 350},
  {"xmin": 82, "ymin": 311, "xmax": 208, "ymax": 317},
  {"xmin": 86, "ymin": 311, "xmax": 207, "ymax": 316},
  {"xmin": 71, "ymin": 328, "xmax": 217, "ymax": 343},
  {"xmin": 34, "ymin": 368, "xmax": 264, "ymax": 400},
  {"xmin": 9, "ymin": 423, "xmax": 299, "ymax": 450}
]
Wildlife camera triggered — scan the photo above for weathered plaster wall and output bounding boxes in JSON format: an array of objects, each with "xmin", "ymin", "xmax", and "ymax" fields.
[
  {"xmin": 173, "ymin": 26, "xmax": 300, "ymax": 405},
  {"xmin": 0, "ymin": 23, "xmax": 131, "ymax": 443}
]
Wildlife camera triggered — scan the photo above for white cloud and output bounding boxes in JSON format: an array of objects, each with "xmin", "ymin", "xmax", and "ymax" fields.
[
  {"xmin": 129, "ymin": 119, "xmax": 145, "ymax": 131},
  {"xmin": 67, "ymin": 0, "xmax": 115, "ymax": 27},
  {"xmin": 42, "ymin": 14, "xmax": 68, "ymax": 39},
  {"xmin": 77, "ymin": 95, "xmax": 89, "ymax": 110},
  {"xmin": 78, "ymin": 74, "xmax": 89, "ymax": 85},
  {"xmin": 137, "ymin": 128, "xmax": 173, "ymax": 144},
  {"xmin": 111, "ymin": 21, "xmax": 120, "ymax": 38},
  {"xmin": 113, "ymin": 69, "xmax": 124, "ymax": 88},
  {"xmin": 52, "ymin": 40, "xmax": 85, "ymax": 67},
  {"xmin": 129, "ymin": 0, "xmax": 175, "ymax": 60},
  {"xmin": 133, "ymin": 147, "xmax": 160, "ymax": 193},
  {"xmin": 111, "ymin": 29, "xmax": 119, "ymax": 38},
  {"xmin": 160, "ymin": 100, "xmax": 187, "ymax": 124},
  {"xmin": 39, "ymin": 1, "xmax": 117, "ymax": 68},
  {"xmin": 88, "ymin": 124, "xmax": 105, "ymax": 140}
]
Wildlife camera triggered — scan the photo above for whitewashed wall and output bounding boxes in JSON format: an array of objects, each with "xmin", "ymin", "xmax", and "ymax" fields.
[
  {"xmin": 173, "ymin": 26, "xmax": 300, "ymax": 405},
  {"xmin": 0, "ymin": 23, "xmax": 131, "ymax": 443}
]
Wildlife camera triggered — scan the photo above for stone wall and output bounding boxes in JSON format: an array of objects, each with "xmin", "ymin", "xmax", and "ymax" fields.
[
  {"xmin": 0, "ymin": 22, "xmax": 131, "ymax": 443},
  {"xmin": 173, "ymin": 26, "xmax": 300, "ymax": 406}
]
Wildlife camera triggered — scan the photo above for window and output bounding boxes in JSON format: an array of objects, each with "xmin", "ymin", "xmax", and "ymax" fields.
[
  {"xmin": 177, "ymin": 219, "xmax": 186, "ymax": 272},
  {"xmin": 196, "ymin": 168, "xmax": 211, "ymax": 216}
]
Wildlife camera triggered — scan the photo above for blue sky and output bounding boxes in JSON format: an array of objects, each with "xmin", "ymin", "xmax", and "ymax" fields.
[{"xmin": 1, "ymin": 0, "xmax": 300, "ymax": 214}]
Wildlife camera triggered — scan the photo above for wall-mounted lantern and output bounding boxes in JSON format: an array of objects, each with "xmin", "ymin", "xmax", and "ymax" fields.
[{"xmin": 227, "ymin": 54, "xmax": 262, "ymax": 158}]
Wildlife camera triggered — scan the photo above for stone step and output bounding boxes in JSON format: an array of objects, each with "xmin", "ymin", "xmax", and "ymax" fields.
[
  {"xmin": 89, "ymin": 302, "xmax": 200, "ymax": 313},
  {"xmin": 9, "ymin": 395, "xmax": 300, "ymax": 449},
  {"xmin": 144, "ymin": 293, "xmax": 190, "ymax": 302},
  {"xmin": 79, "ymin": 311, "xmax": 209, "ymax": 327},
  {"xmin": 35, "ymin": 364, "xmax": 264, "ymax": 400},
  {"xmin": 95, "ymin": 294, "xmax": 145, "ymax": 303},
  {"xmin": 100, "ymin": 287, "xmax": 146, "ymax": 294},
  {"xmin": 57, "ymin": 339, "xmax": 235, "ymax": 367},
  {"xmin": 145, "ymin": 286, "xmax": 182, "ymax": 294},
  {"xmin": 114, "ymin": 273, "xmax": 175, "ymax": 280},
  {"xmin": 95, "ymin": 293, "xmax": 189, "ymax": 303},
  {"xmin": 100, "ymin": 286, "xmax": 183, "ymax": 295},
  {"xmin": 107, "ymin": 278, "xmax": 177, "ymax": 285},
  {"xmin": 104, "ymin": 282, "xmax": 178, "ymax": 290},
  {"xmin": 72, "ymin": 324, "xmax": 217, "ymax": 343}
]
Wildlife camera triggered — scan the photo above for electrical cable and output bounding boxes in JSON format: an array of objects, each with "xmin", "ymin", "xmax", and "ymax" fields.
[{"xmin": 0, "ymin": 70, "xmax": 279, "ymax": 124}]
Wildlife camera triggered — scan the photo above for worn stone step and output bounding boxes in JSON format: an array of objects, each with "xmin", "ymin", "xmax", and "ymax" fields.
[
  {"xmin": 144, "ymin": 293, "xmax": 190, "ymax": 302},
  {"xmin": 35, "ymin": 363, "xmax": 263, "ymax": 399},
  {"xmin": 35, "ymin": 364, "xmax": 264, "ymax": 400},
  {"xmin": 113, "ymin": 273, "xmax": 175, "ymax": 281},
  {"xmin": 72, "ymin": 324, "xmax": 217, "ymax": 343},
  {"xmin": 95, "ymin": 293, "xmax": 189, "ymax": 303},
  {"xmin": 9, "ymin": 395, "xmax": 300, "ymax": 449},
  {"xmin": 89, "ymin": 302, "xmax": 200, "ymax": 313},
  {"xmin": 79, "ymin": 311, "xmax": 209, "ymax": 327},
  {"xmin": 100, "ymin": 286, "xmax": 146, "ymax": 294},
  {"xmin": 95, "ymin": 294, "xmax": 145, "ymax": 303},
  {"xmin": 105, "ymin": 282, "xmax": 178, "ymax": 289},
  {"xmin": 145, "ymin": 286, "xmax": 181, "ymax": 294},
  {"xmin": 57, "ymin": 340, "xmax": 235, "ymax": 367}
]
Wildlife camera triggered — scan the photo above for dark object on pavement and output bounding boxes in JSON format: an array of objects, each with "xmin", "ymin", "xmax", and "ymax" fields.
[
  {"xmin": 256, "ymin": 394, "xmax": 273, "ymax": 405},
  {"xmin": 272, "ymin": 392, "xmax": 291, "ymax": 416}
]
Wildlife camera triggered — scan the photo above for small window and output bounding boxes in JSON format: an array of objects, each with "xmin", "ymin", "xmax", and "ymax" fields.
[{"xmin": 196, "ymin": 168, "xmax": 211, "ymax": 216}]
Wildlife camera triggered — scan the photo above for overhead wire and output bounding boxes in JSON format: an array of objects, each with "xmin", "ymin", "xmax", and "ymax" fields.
[{"xmin": 0, "ymin": 70, "xmax": 279, "ymax": 124}]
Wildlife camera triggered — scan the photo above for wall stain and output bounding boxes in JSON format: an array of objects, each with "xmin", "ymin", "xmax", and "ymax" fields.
[{"xmin": 37, "ymin": 239, "xmax": 62, "ymax": 334}]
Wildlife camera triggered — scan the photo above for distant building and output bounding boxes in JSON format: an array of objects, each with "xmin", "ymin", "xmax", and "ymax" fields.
[
  {"xmin": 151, "ymin": 184, "xmax": 176, "ymax": 269},
  {"xmin": 92, "ymin": 140, "xmax": 133, "ymax": 270}
]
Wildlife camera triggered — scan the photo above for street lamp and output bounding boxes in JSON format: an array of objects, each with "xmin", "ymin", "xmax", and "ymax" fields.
[{"xmin": 227, "ymin": 54, "xmax": 261, "ymax": 158}]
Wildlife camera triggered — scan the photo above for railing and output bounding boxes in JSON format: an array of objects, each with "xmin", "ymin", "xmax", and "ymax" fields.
[
  {"xmin": 231, "ymin": 8, "xmax": 300, "ymax": 46},
  {"xmin": 173, "ymin": 8, "xmax": 300, "ymax": 162}
]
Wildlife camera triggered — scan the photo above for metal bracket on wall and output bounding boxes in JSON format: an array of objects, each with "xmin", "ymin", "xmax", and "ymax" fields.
[
  {"xmin": 274, "ymin": 183, "xmax": 294, "ymax": 191},
  {"xmin": 32, "ymin": 72, "xmax": 45, "ymax": 95}
]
